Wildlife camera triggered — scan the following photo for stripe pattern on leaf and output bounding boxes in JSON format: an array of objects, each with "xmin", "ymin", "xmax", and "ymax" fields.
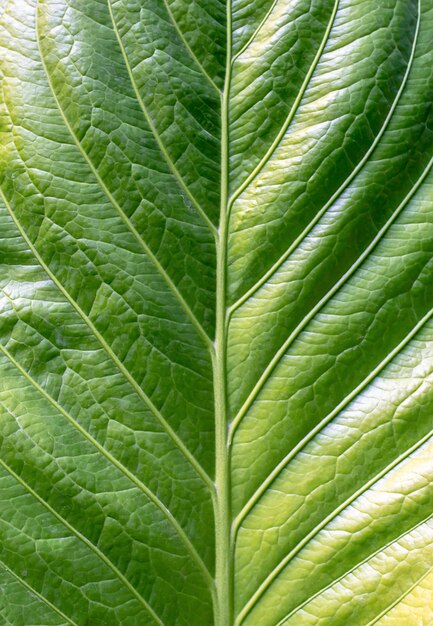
[{"xmin": 0, "ymin": 0, "xmax": 433, "ymax": 624}]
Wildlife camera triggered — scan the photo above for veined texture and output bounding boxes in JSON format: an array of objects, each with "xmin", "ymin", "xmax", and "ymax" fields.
[{"xmin": 1, "ymin": 0, "xmax": 433, "ymax": 624}]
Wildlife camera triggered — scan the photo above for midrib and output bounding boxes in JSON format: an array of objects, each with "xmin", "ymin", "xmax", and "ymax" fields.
[{"xmin": 213, "ymin": 1, "xmax": 234, "ymax": 624}]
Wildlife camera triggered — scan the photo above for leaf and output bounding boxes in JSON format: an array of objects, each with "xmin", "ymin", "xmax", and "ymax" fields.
[{"xmin": 0, "ymin": 0, "xmax": 433, "ymax": 624}]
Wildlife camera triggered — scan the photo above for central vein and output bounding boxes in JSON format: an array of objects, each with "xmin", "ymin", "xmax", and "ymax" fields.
[{"xmin": 213, "ymin": 1, "xmax": 233, "ymax": 624}]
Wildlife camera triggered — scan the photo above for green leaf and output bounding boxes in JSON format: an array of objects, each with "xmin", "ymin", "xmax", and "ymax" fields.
[{"xmin": 1, "ymin": 0, "xmax": 433, "ymax": 624}]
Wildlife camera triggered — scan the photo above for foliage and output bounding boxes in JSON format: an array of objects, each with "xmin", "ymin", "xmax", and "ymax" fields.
[{"xmin": 1, "ymin": 0, "xmax": 433, "ymax": 624}]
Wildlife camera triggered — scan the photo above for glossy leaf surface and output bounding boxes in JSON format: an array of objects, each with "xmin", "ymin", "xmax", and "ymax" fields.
[{"xmin": 1, "ymin": 0, "xmax": 433, "ymax": 624}]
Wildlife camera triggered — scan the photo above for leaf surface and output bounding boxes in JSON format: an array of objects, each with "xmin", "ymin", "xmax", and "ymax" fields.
[{"xmin": 1, "ymin": 0, "xmax": 433, "ymax": 624}]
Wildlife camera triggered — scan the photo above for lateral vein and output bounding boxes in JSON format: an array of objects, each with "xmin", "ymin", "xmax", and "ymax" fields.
[
  {"xmin": 106, "ymin": 0, "xmax": 218, "ymax": 239},
  {"xmin": 276, "ymin": 511, "xmax": 433, "ymax": 625},
  {"xmin": 229, "ymin": 148, "xmax": 433, "ymax": 440},
  {"xmin": 0, "ymin": 183, "xmax": 214, "ymax": 502},
  {"xmin": 228, "ymin": 0, "xmax": 421, "ymax": 316},
  {"xmin": 162, "ymin": 0, "xmax": 221, "ymax": 93},
  {"xmin": 0, "ymin": 458, "xmax": 165, "ymax": 626},
  {"xmin": 227, "ymin": 0, "xmax": 340, "ymax": 210},
  {"xmin": 35, "ymin": 1, "xmax": 214, "ymax": 354},
  {"xmin": 233, "ymin": 300, "xmax": 433, "ymax": 533},
  {"xmin": 231, "ymin": 0, "xmax": 279, "ymax": 62},
  {"xmin": 235, "ymin": 426, "xmax": 433, "ymax": 625},
  {"xmin": 366, "ymin": 563, "xmax": 433, "ymax": 626},
  {"xmin": 0, "ymin": 560, "xmax": 78, "ymax": 626},
  {"xmin": 0, "ymin": 342, "xmax": 214, "ymax": 591}
]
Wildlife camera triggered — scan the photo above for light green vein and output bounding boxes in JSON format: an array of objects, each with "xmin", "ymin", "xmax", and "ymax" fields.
[
  {"xmin": 276, "ymin": 512, "xmax": 433, "ymax": 625},
  {"xmin": 227, "ymin": 0, "xmax": 340, "ymax": 210},
  {"xmin": 231, "ymin": 0, "xmax": 280, "ymax": 62},
  {"xmin": 106, "ymin": 0, "xmax": 218, "ymax": 239},
  {"xmin": 229, "ymin": 147, "xmax": 433, "ymax": 440},
  {"xmin": 0, "ymin": 560, "xmax": 77, "ymax": 626},
  {"xmin": 235, "ymin": 426, "xmax": 433, "ymax": 624},
  {"xmin": 213, "ymin": 0, "xmax": 234, "ymax": 623},
  {"xmin": 0, "ymin": 458, "xmax": 165, "ymax": 626},
  {"xmin": 228, "ymin": 0, "xmax": 421, "ymax": 316},
  {"xmin": 35, "ymin": 0, "xmax": 214, "ymax": 354},
  {"xmin": 0, "ymin": 183, "xmax": 214, "ymax": 494},
  {"xmin": 0, "ymin": 340, "xmax": 214, "ymax": 593},
  {"xmin": 367, "ymin": 562, "xmax": 433, "ymax": 626},
  {"xmin": 233, "ymin": 301, "xmax": 433, "ymax": 534},
  {"xmin": 162, "ymin": 0, "xmax": 221, "ymax": 93}
]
